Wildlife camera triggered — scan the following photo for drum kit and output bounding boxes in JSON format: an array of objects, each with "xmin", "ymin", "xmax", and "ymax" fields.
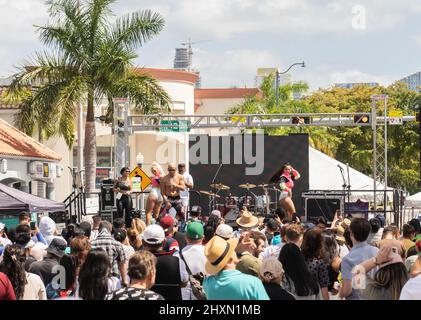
[{"xmin": 199, "ymin": 182, "xmax": 279, "ymax": 217}]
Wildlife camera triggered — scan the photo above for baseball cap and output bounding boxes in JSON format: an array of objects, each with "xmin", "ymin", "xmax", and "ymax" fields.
[
  {"xmin": 186, "ymin": 221, "xmax": 204, "ymax": 240},
  {"xmin": 260, "ymin": 258, "xmax": 284, "ymax": 282},
  {"xmin": 191, "ymin": 205, "xmax": 202, "ymax": 214},
  {"xmin": 160, "ymin": 215, "xmax": 175, "ymax": 232},
  {"xmin": 142, "ymin": 224, "xmax": 165, "ymax": 244},
  {"xmin": 215, "ymin": 224, "xmax": 234, "ymax": 240},
  {"xmin": 211, "ymin": 210, "xmax": 221, "ymax": 218}
]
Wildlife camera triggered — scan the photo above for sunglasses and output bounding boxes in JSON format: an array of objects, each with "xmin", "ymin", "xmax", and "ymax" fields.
[{"xmin": 168, "ymin": 168, "xmax": 176, "ymax": 171}]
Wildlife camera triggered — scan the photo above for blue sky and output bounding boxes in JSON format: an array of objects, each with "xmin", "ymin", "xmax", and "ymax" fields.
[{"xmin": 1, "ymin": 0, "xmax": 421, "ymax": 91}]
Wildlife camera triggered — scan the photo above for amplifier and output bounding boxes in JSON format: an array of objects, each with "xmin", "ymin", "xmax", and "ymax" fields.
[{"xmin": 304, "ymin": 196, "xmax": 343, "ymax": 224}]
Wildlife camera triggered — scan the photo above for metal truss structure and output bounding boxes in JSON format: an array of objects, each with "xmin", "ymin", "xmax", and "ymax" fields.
[{"xmin": 127, "ymin": 112, "xmax": 414, "ymax": 131}]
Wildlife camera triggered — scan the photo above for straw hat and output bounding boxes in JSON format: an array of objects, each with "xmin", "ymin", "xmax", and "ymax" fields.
[
  {"xmin": 236, "ymin": 209, "xmax": 258, "ymax": 228},
  {"xmin": 204, "ymin": 236, "xmax": 239, "ymax": 275}
]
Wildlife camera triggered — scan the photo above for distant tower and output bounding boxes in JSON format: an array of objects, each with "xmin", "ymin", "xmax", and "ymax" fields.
[
  {"xmin": 173, "ymin": 38, "xmax": 209, "ymax": 88},
  {"xmin": 174, "ymin": 48, "xmax": 191, "ymax": 70}
]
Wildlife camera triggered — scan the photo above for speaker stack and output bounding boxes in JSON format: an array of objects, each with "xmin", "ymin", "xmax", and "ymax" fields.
[{"xmin": 302, "ymin": 191, "xmax": 344, "ymax": 224}]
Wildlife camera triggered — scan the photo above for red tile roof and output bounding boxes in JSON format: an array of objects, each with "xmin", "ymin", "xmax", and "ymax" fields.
[
  {"xmin": 0, "ymin": 118, "xmax": 62, "ymax": 161},
  {"xmin": 195, "ymin": 88, "xmax": 263, "ymax": 99},
  {"xmin": 0, "ymin": 87, "xmax": 20, "ymax": 109},
  {"xmin": 134, "ymin": 68, "xmax": 199, "ymax": 84}
]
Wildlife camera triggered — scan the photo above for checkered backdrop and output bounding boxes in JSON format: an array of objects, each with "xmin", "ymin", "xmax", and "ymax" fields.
[{"xmin": 189, "ymin": 134, "xmax": 309, "ymax": 216}]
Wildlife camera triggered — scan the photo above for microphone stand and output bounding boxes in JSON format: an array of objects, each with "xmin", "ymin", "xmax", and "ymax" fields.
[
  {"xmin": 346, "ymin": 163, "xmax": 351, "ymax": 204},
  {"xmin": 338, "ymin": 165, "xmax": 347, "ymax": 216},
  {"xmin": 210, "ymin": 163, "xmax": 223, "ymax": 211}
]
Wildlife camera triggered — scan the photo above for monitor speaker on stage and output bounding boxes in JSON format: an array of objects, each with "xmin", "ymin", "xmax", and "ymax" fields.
[
  {"xmin": 101, "ymin": 179, "xmax": 115, "ymax": 211},
  {"xmin": 304, "ymin": 196, "xmax": 343, "ymax": 224}
]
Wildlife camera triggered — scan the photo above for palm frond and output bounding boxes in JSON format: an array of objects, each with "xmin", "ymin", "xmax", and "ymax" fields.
[
  {"xmin": 109, "ymin": 71, "xmax": 171, "ymax": 114},
  {"xmin": 111, "ymin": 10, "xmax": 165, "ymax": 50}
]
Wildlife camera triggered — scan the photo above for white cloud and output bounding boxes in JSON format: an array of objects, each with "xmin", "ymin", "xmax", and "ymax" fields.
[{"xmin": 194, "ymin": 49, "xmax": 278, "ymax": 87}]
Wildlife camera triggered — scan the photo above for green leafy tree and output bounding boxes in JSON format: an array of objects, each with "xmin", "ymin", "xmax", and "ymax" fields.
[{"xmin": 6, "ymin": 0, "xmax": 171, "ymax": 194}]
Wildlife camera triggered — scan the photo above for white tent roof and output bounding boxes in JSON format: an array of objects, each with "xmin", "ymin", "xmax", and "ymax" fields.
[
  {"xmin": 404, "ymin": 192, "xmax": 421, "ymax": 208},
  {"xmin": 309, "ymin": 147, "xmax": 391, "ymax": 201}
]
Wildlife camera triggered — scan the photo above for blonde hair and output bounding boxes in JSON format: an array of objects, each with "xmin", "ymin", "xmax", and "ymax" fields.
[
  {"xmin": 131, "ymin": 218, "xmax": 146, "ymax": 235},
  {"xmin": 151, "ymin": 162, "xmax": 164, "ymax": 176},
  {"xmin": 127, "ymin": 228, "xmax": 142, "ymax": 249}
]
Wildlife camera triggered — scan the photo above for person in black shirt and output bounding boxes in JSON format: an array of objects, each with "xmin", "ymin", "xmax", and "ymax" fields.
[
  {"xmin": 105, "ymin": 251, "xmax": 164, "ymax": 300},
  {"xmin": 141, "ymin": 224, "xmax": 188, "ymax": 300},
  {"xmin": 260, "ymin": 258, "xmax": 295, "ymax": 300}
]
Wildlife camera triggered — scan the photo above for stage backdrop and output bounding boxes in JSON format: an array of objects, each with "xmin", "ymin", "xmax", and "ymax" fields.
[{"xmin": 189, "ymin": 133, "xmax": 309, "ymax": 216}]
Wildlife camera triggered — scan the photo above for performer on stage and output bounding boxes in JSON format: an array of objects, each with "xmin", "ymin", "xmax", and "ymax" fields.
[
  {"xmin": 145, "ymin": 162, "xmax": 165, "ymax": 225},
  {"xmin": 114, "ymin": 167, "xmax": 133, "ymax": 228},
  {"xmin": 276, "ymin": 163, "xmax": 300, "ymax": 221},
  {"xmin": 161, "ymin": 163, "xmax": 186, "ymax": 222}
]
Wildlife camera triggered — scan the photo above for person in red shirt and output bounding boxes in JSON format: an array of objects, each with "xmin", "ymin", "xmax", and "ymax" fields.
[
  {"xmin": 159, "ymin": 215, "xmax": 180, "ymax": 254},
  {"xmin": 0, "ymin": 272, "xmax": 16, "ymax": 300}
]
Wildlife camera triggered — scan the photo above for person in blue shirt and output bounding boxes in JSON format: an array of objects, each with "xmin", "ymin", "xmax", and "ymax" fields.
[
  {"xmin": 339, "ymin": 218, "xmax": 379, "ymax": 300},
  {"xmin": 203, "ymin": 236, "xmax": 269, "ymax": 300}
]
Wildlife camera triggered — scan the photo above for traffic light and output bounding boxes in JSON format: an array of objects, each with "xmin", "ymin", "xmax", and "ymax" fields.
[
  {"xmin": 353, "ymin": 114, "xmax": 370, "ymax": 124},
  {"xmin": 292, "ymin": 116, "xmax": 310, "ymax": 124}
]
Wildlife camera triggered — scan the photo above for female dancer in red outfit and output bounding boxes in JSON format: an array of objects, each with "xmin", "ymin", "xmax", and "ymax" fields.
[{"xmin": 277, "ymin": 163, "xmax": 300, "ymax": 221}]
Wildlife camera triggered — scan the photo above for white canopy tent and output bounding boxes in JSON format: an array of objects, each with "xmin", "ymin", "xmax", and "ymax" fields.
[
  {"xmin": 404, "ymin": 192, "xmax": 421, "ymax": 208},
  {"xmin": 309, "ymin": 147, "xmax": 392, "ymax": 202}
]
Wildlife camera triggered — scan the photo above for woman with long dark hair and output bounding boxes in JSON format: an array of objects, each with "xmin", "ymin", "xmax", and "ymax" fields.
[
  {"xmin": 114, "ymin": 167, "xmax": 133, "ymax": 228},
  {"xmin": 78, "ymin": 249, "xmax": 120, "ymax": 300},
  {"xmin": 278, "ymin": 243, "xmax": 321, "ymax": 300},
  {"xmin": 270, "ymin": 163, "xmax": 300, "ymax": 221},
  {"xmin": 301, "ymin": 228, "xmax": 330, "ymax": 300},
  {"xmin": 2, "ymin": 244, "xmax": 46, "ymax": 300},
  {"xmin": 321, "ymin": 231, "xmax": 342, "ymax": 296}
]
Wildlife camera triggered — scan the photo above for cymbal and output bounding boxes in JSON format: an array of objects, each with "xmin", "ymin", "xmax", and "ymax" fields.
[
  {"xmin": 210, "ymin": 183, "xmax": 230, "ymax": 190},
  {"xmin": 200, "ymin": 190, "xmax": 221, "ymax": 198},
  {"xmin": 238, "ymin": 183, "xmax": 257, "ymax": 189},
  {"xmin": 257, "ymin": 183, "xmax": 270, "ymax": 188}
]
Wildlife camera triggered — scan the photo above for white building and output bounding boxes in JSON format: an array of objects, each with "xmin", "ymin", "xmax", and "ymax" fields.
[{"xmin": 0, "ymin": 118, "xmax": 62, "ymax": 199}]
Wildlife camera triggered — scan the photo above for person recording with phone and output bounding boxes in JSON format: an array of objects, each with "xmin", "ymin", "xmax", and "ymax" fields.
[{"xmin": 114, "ymin": 167, "xmax": 133, "ymax": 228}]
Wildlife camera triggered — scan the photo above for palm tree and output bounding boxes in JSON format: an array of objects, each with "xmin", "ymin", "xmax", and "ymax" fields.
[{"xmin": 6, "ymin": 0, "xmax": 171, "ymax": 194}]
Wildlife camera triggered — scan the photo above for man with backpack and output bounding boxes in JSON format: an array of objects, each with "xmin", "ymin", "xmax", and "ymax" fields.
[{"xmin": 178, "ymin": 222, "xmax": 207, "ymax": 300}]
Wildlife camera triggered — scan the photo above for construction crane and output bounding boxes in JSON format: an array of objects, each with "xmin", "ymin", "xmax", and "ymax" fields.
[{"xmin": 176, "ymin": 38, "xmax": 210, "ymax": 71}]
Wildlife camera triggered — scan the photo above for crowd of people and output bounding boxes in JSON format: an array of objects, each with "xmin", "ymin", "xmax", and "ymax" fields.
[{"xmin": 1, "ymin": 205, "xmax": 421, "ymax": 300}]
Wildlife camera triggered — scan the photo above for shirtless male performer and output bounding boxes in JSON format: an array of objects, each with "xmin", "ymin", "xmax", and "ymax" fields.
[{"xmin": 161, "ymin": 163, "xmax": 186, "ymax": 221}]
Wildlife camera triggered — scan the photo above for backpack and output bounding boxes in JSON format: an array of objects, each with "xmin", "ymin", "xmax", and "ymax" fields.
[{"xmin": 179, "ymin": 250, "xmax": 207, "ymax": 300}]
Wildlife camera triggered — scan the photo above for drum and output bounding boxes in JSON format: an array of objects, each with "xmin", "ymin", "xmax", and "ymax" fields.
[
  {"xmin": 215, "ymin": 204, "xmax": 227, "ymax": 216},
  {"xmin": 239, "ymin": 195, "xmax": 254, "ymax": 208},
  {"xmin": 225, "ymin": 196, "xmax": 238, "ymax": 209}
]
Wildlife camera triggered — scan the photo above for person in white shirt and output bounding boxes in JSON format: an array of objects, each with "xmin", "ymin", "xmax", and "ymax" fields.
[
  {"xmin": 400, "ymin": 255, "xmax": 421, "ymax": 300},
  {"xmin": 177, "ymin": 222, "xmax": 206, "ymax": 300},
  {"xmin": 178, "ymin": 164, "xmax": 194, "ymax": 220}
]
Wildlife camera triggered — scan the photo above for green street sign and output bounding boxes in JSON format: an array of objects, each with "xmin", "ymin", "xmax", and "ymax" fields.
[{"xmin": 160, "ymin": 120, "xmax": 191, "ymax": 132}]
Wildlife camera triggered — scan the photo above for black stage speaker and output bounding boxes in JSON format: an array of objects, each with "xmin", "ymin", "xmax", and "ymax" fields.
[
  {"xmin": 304, "ymin": 196, "xmax": 343, "ymax": 224},
  {"xmin": 101, "ymin": 179, "xmax": 115, "ymax": 210}
]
